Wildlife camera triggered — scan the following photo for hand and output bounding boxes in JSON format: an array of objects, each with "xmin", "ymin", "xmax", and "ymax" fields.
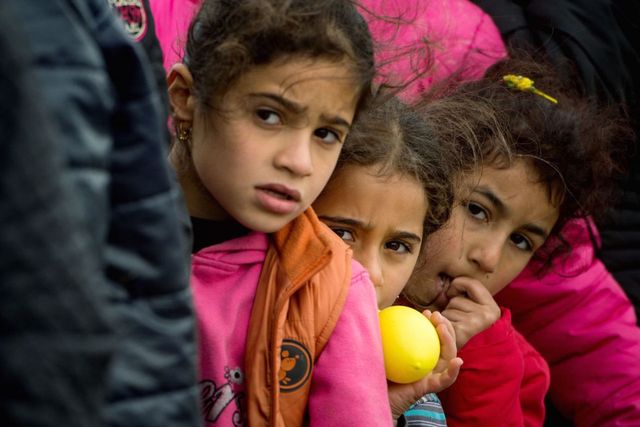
[
  {"xmin": 387, "ymin": 310, "xmax": 463, "ymax": 420},
  {"xmin": 442, "ymin": 276, "xmax": 501, "ymax": 349}
]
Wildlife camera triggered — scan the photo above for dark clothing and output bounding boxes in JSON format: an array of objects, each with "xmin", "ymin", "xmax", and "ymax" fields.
[
  {"xmin": 191, "ymin": 217, "xmax": 251, "ymax": 253},
  {"xmin": 475, "ymin": 0, "xmax": 640, "ymax": 322},
  {"xmin": 0, "ymin": 4, "xmax": 114, "ymax": 426},
  {"xmin": 4, "ymin": 1, "xmax": 200, "ymax": 426},
  {"xmin": 109, "ymin": 0, "xmax": 171, "ymax": 136}
]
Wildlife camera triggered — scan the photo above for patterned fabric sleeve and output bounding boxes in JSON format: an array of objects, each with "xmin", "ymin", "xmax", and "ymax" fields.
[{"xmin": 399, "ymin": 393, "xmax": 448, "ymax": 427}]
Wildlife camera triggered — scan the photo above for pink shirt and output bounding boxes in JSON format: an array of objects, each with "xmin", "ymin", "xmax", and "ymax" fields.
[{"xmin": 191, "ymin": 232, "xmax": 392, "ymax": 425}]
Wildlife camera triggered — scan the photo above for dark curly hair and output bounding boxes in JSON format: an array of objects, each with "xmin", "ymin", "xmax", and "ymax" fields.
[
  {"xmin": 332, "ymin": 95, "xmax": 455, "ymax": 236},
  {"xmin": 422, "ymin": 54, "xmax": 632, "ymax": 271},
  {"xmin": 184, "ymin": 0, "xmax": 375, "ymax": 113}
]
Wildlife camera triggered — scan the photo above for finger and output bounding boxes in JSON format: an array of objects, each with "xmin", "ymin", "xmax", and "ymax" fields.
[
  {"xmin": 436, "ymin": 323, "xmax": 457, "ymax": 359},
  {"xmin": 444, "ymin": 295, "xmax": 484, "ymax": 314},
  {"xmin": 421, "ymin": 309, "xmax": 433, "ymax": 320},
  {"xmin": 440, "ymin": 307, "xmax": 468, "ymax": 323},
  {"xmin": 448, "ymin": 276, "xmax": 494, "ymax": 304},
  {"xmin": 440, "ymin": 357, "xmax": 463, "ymax": 386}
]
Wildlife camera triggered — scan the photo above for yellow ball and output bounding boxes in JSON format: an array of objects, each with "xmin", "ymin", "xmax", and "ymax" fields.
[{"xmin": 379, "ymin": 305, "xmax": 440, "ymax": 384}]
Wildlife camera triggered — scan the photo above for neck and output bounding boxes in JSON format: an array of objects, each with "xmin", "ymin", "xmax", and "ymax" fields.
[{"xmin": 170, "ymin": 149, "xmax": 228, "ymax": 220}]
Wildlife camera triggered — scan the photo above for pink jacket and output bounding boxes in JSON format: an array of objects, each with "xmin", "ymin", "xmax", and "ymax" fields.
[
  {"xmin": 191, "ymin": 231, "xmax": 391, "ymax": 425},
  {"xmin": 363, "ymin": 0, "xmax": 506, "ymax": 101},
  {"xmin": 496, "ymin": 219, "xmax": 640, "ymax": 427},
  {"xmin": 149, "ymin": 0, "xmax": 199, "ymax": 71}
]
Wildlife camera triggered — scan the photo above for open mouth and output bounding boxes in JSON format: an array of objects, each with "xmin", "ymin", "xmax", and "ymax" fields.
[
  {"xmin": 438, "ymin": 273, "xmax": 452, "ymax": 293},
  {"xmin": 263, "ymin": 188, "xmax": 295, "ymax": 200},
  {"xmin": 256, "ymin": 184, "xmax": 301, "ymax": 202}
]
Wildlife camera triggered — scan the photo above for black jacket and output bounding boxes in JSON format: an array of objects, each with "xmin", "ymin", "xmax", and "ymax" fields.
[{"xmin": 4, "ymin": 1, "xmax": 200, "ymax": 425}]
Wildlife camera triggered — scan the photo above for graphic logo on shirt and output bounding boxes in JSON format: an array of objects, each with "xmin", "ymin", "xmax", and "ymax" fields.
[
  {"xmin": 108, "ymin": 0, "xmax": 148, "ymax": 42},
  {"xmin": 200, "ymin": 366, "xmax": 245, "ymax": 426},
  {"xmin": 279, "ymin": 339, "xmax": 312, "ymax": 392}
]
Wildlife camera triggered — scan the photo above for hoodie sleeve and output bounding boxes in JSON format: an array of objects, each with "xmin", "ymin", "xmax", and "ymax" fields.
[
  {"xmin": 307, "ymin": 261, "xmax": 393, "ymax": 426},
  {"xmin": 439, "ymin": 309, "xmax": 549, "ymax": 427}
]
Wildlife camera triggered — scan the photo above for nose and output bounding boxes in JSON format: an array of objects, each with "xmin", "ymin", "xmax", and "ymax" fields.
[
  {"xmin": 358, "ymin": 249, "xmax": 384, "ymax": 289},
  {"xmin": 467, "ymin": 238, "xmax": 502, "ymax": 274},
  {"xmin": 273, "ymin": 130, "xmax": 314, "ymax": 177}
]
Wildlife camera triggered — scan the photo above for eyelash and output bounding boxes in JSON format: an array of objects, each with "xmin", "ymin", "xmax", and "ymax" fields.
[
  {"xmin": 466, "ymin": 201, "xmax": 489, "ymax": 222},
  {"xmin": 331, "ymin": 228, "xmax": 354, "ymax": 242},
  {"xmin": 255, "ymin": 108, "xmax": 282, "ymax": 126},
  {"xmin": 255, "ymin": 108, "xmax": 343, "ymax": 145},
  {"xmin": 385, "ymin": 241, "xmax": 412, "ymax": 254},
  {"xmin": 466, "ymin": 201, "xmax": 533, "ymax": 252},
  {"xmin": 510, "ymin": 233, "xmax": 533, "ymax": 251},
  {"xmin": 314, "ymin": 128, "xmax": 342, "ymax": 145},
  {"xmin": 330, "ymin": 228, "xmax": 413, "ymax": 254}
]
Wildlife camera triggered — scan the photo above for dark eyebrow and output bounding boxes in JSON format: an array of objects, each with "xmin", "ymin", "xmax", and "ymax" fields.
[
  {"xmin": 474, "ymin": 186, "xmax": 550, "ymax": 240},
  {"xmin": 522, "ymin": 224, "xmax": 550, "ymax": 240},
  {"xmin": 318, "ymin": 215, "xmax": 363, "ymax": 228},
  {"xmin": 249, "ymin": 92, "xmax": 352, "ymax": 129},
  {"xmin": 320, "ymin": 113, "xmax": 352, "ymax": 130},
  {"xmin": 390, "ymin": 231, "xmax": 422, "ymax": 243},
  {"xmin": 474, "ymin": 187, "xmax": 505, "ymax": 214},
  {"xmin": 249, "ymin": 92, "xmax": 307, "ymax": 114},
  {"xmin": 318, "ymin": 215, "xmax": 422, "ymax": 243}
]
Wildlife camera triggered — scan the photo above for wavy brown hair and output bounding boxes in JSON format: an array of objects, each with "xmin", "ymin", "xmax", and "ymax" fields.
[
  {"xmin": 421, "ymin": 54, "xmax": 632, "ymax": 271},
  {"xmin": 333, "ymin": 95, "xmax": 456, "ymax": 236},
  {"xmin": 184, "ymin": 0, "xmax": 375, "ymax": 113}
]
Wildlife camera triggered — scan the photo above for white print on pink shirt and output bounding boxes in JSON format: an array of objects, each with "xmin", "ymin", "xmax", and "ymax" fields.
[{"xmin": 200, "ymin": 366, "xmax": 245, "ymax": 426}]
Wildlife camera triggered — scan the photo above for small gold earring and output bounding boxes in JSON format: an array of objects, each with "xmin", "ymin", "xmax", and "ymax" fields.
[{"xmin": 176, "ymin": 122, "xmax": 192, "ymax": 144}]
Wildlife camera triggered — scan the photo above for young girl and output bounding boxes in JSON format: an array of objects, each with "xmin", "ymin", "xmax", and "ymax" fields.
[
  {"xmin": 313, "ymin": 96, "xmax": 464, "ymax": 425},
  {"xmin": 166, "ymin": 1, "xmax": 392, "ymax": 425},
  {"xmin": 399, "ymin": 57, "xmax": 627, "ymax": 426}
]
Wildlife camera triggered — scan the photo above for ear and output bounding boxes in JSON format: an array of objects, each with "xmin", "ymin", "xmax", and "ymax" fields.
[{"xmin": 168, "ymin": 63, "xmax": 196, "ymax": 121}]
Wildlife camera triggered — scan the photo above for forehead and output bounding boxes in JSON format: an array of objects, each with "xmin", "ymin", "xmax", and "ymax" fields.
[
  {"xmin": 220, "ymin": 56, "xmax": 361, "ymax": 107},
  {"xmin": 458, "ymin": 160, "xmax": 560, "ymax": 229},
  {"xmin": 315, "ymin": 164, "xmax": 428, "ymax": 229}
]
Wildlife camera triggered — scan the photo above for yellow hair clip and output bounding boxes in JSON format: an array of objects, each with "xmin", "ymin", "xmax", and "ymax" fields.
[{"xmin": 503, "ymin": 74, "xmax": 558, "ymax": 104}]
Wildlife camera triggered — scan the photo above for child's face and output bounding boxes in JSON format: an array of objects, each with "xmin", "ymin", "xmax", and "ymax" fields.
[
  {"xmin": 313, "ymin": 164, "xmax": 428, "ymax": 309},
  {"xmin": 181, "ymin": 57, "xmax": 360, "ymax": 232},
  {"xmin": 402, "ymin": 159, "xmax": 560, "ymax": 311}
]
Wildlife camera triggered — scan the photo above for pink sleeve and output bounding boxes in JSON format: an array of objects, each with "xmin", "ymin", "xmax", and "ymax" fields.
[
  {"xmin": 497, "ymin": 220, "xmax": 640, "ymax": 427},
  {"xmin": 307, "ymin": 261, "xmax": 393, "ymax": 426},
  {"xmin": 439, "ymin": 309, "xmax": 549, "ymax": 427},
  {"xmin": 149, "ymin": 0, "xmax": 200, "ymax": 71}
]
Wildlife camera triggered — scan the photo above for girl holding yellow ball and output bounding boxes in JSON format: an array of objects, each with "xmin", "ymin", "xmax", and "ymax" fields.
[{"xmin": 313, "ymin": 95, "xmax": 464, "ymax": 425}]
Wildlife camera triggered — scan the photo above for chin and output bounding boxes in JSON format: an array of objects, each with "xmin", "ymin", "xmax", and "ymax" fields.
[{"xmin": 242, "ymin": 215, "xmax": 296, "ymax": 234}]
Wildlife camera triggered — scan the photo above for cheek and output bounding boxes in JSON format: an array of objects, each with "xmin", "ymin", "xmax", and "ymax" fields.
[
  {"xmin": 384, "ymin": 256, "xmax": 420, "ymax": 301},
  {"xmin": 309, "ymin": 149, "xmax": 341, "ymax": 196},
  {"xmin": 488, "ymin": 256, "xmax": 532, "ymax": 295}
]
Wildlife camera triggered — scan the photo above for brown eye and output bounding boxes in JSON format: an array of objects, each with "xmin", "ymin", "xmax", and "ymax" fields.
[
  {"xmin": 255, "ymin": 108, "xmax": 281, "ymax": 125},
  {"xmin": 314, "ymin": 128, "xmax": 340, "ymax": 144},
  {"xmin": 467, "ymin": 202, "xmax": 488, "ymax": 221},
  {"xmin": 510, "ymin": 233, "xmax": 532, "ymax": 251},
  {"xmin": 385, "ymin": 241, "xmax": 411, "ymax": 254},
  {"xmin": 331, "ymin": 228, "xmax": 354, "ymax": 242}
]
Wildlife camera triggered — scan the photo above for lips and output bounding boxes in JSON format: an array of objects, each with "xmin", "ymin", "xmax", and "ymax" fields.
[
  {"xmin": 400, "ymin": 273, "xmax": 452, "ymax": 311},
  {"xmin": 255, "ymin": 183, "xmax": 302, "ymax": 215},
  {"xmin": 257, "ymin": 183, "xmax": 301, "ymax": 202}
]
